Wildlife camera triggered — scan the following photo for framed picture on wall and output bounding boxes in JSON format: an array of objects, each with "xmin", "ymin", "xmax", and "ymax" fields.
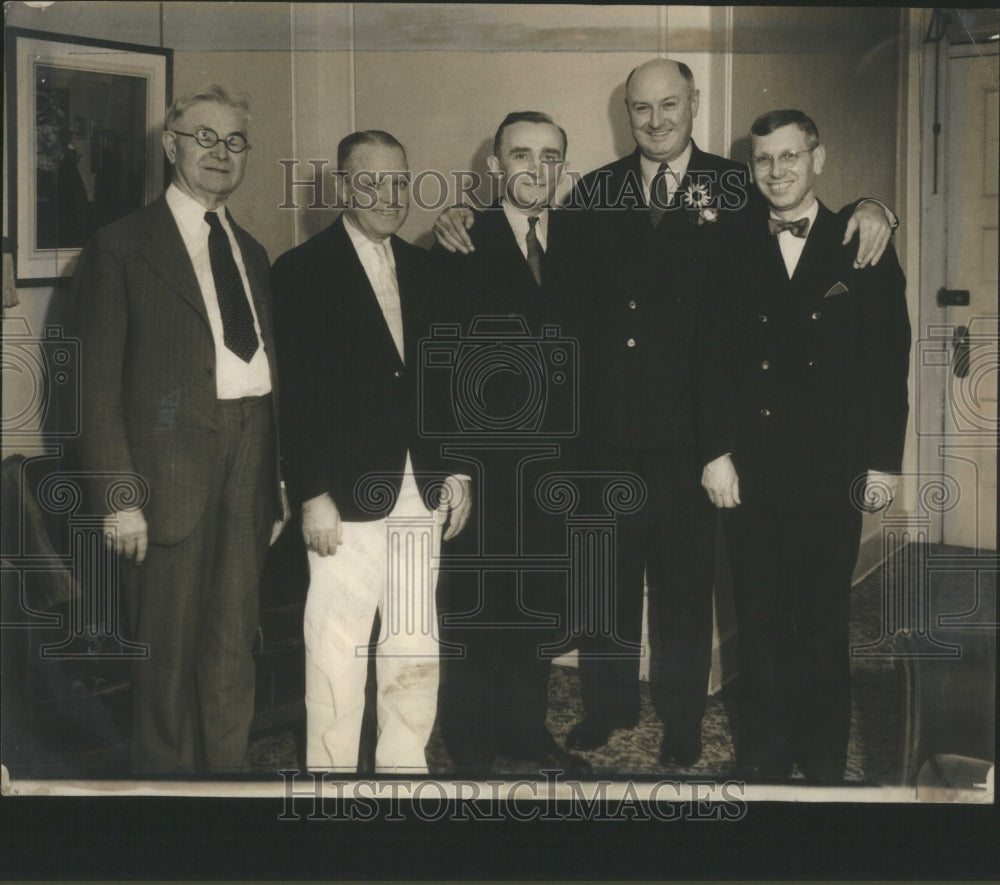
[{"xmin": 4, "ymin": 28, "xmax": 171, "ymax": 286}]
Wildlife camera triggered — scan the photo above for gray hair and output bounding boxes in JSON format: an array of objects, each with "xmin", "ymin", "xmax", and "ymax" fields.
[{"xmin": 164, "ymin": 85, "xmax": 251, "ymax": 130}]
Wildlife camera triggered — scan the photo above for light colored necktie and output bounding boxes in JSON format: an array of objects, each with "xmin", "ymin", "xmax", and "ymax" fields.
[{"xmin": 375, "ymin": 241, "xmax": 405, "ymax": 362}]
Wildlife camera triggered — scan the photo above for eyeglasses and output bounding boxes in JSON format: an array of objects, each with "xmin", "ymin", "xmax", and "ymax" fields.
[
  {"xmin": 750, "ymin": 146, "xmax": 816, "ymax": 175},
  {"xmin": 168, "ymin": 127, "xmax": 251, "ymax": 153}
]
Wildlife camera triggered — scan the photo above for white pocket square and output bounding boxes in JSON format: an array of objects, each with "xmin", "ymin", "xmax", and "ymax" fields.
[{"xmin": 823, "ymin": 281, "xmax": 850, "ymax": 298}]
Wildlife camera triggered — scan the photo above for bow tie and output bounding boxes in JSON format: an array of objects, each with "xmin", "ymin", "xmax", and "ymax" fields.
[{"xmin": 768, "ymin": 217, "xmax": 810, "ymax": 238}]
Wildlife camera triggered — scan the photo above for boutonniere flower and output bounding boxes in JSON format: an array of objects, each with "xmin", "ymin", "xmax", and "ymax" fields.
[{"xmin": 682, "ymin": 182, "xmax": 718, "ymax": 225}]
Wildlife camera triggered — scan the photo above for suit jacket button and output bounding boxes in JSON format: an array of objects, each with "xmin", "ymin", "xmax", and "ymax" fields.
[
  {"xmin": 758, "ymin": 314, "xmax": 768, "ymax": 323},
  {"xmin": 809, "ymin": 360, "xmax": 818, "ymax": 368},
  {"xmin": 761, "ymin": 360, "xmax": 770, "ymax": 370},
  {"xmin": 811, "ymin": 311, "xmax": 822, "ymax": 320},
  {"xmin": 760, "ymin": 408, "xmax": 771, "ymax": 417},
  {"xmin": 628, "ymin": 300, "xmax": 637, "ymax": 310},
  {"xmin": 394, "ymin": 370, "xmax": 403, "ymax": 378},
  {"xmin": 626, "ymin": 337, "xmax": 636, "ymax": 348}
]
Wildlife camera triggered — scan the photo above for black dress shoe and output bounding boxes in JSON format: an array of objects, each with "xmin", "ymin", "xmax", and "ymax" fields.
[
  {"xmin": 500, "ymin": 738, "xmax": 594, "ymax": 778},
  {"xmin": 731, "ymin": 764, "xmax": 793, "ymax": 784},
  {"xmin": 449, "ymin": 755, "xmax": 496, "ymax": 780},
  {"xmin": 535, "ymin": 747, "xmax": 593, "ymax": 778},
  {"xmin": 800, "ymin": 770, "xmax": 846, "ymax": 786},
  {"xmin": 566, "ymin": 716, "xmax": 631, "ymax": 751},
  {"xmin": 658, "ymin": 734, "xmax": 702, "ymax": 768}
]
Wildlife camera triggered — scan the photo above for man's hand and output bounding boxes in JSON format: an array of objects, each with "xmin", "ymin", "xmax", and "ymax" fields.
[
  {"xmin": 701, "ymin": 454, "xmax": 741, "ymax": 509},
  {"xmin": 302, "ymin": 492, "xmax": 343, "ymax": 556},
  {"xmin": 104, "ymin": 509, "xmax": 149, "ymax": 564},
  {"xmin": 861, "ymin": 470, "xmax": 898, "ymax": 512},
  {"xmin": 437, "ymin": 475, "xmax": 472, "ymax": 541},
  {"xmin": 433, "ymin": 205, "xmax": 477, "ymax": 254},
  {"xmin": 843, "ymin": 200, "xmax": 894, "ymax": 269},
  {"xmin": 270, "ymin": 483, "xmax": 292, "ymax": 546}
]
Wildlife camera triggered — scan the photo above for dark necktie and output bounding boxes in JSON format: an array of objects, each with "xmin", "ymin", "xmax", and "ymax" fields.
[
  {"xmin": 649, "ymin": 162, "xmax": 672, "ymax": 228},
  {"xmin": 205, "ymin": 210, "xmax": 258, "ymax": 363},
  {"xmin": 526, "ymin": 215, "xmax": 543, "ymax": 287},
  {"xmin": 768, "ymin": 217, "xmax": 810, "ymax": 238}
]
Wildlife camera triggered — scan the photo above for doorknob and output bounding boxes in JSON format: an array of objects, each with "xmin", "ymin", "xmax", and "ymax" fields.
[
  {"xmin": 952, "ymin": 325, "xmax": 971, "ymax": 378},
  {"xmin": 937, "ymin": 287, "xmax": 970, "ymax": 307}
]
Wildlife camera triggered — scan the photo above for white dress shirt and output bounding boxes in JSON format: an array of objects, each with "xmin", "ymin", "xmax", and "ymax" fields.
[
  {"xmin": 343, "ymin": 213, "xmax": 406, "ymax": 363},
  {"xmin": 639, "ymin": 140, "xmax": 693, "ymax": 206},
  {"xmin": 501, "ymin": 200, "xmax": 548, "ymax": 259},
  {"xmin": 165, "ymin": 184, "xmax": 271, "ymax": 398},
  {"xmin": 772, "ymin": 198, "xmax": 820, "ymax": 278}
]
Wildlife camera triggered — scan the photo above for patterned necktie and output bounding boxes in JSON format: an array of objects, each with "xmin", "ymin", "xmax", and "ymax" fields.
[
  {"xmin": 526, "ymin": 215, "xmax": 543, "ymax": 287},
  {"xmin": 768, "ymin": 217, "xmax": 810, "ymax": 238},
  {"xmin": 649, "ymin": 162, "xmax": 673, "ymax": 228},
  {"xmin": 204, "ymin": 211, "xmax": 258, "ymax": 362}
]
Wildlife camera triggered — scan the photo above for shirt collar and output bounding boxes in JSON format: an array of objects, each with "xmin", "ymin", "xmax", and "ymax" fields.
[
  {"xmin": 639, "ymin": 140, "xmax": 693, "ymax": 188},
  {"xmin": 501, "ymin": 200, "xmax": 548, "ymax": 247},
  {"xmin": 343, "ymin": 212, "xmax": 395, "ymax": 266},
  {"xmin": 166, "ymin": 183, "xmax": 229, "ymax": 238}
]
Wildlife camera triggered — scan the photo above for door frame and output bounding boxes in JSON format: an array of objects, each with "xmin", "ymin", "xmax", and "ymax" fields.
[{"xmin": 911, "ymin": 9, "xmax": 998, "ymax": 547}]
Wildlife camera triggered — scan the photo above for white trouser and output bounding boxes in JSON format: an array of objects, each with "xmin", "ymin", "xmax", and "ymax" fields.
[{"xmin": 304, "ymin": 463, "xmax": 442, "ymax": 774}]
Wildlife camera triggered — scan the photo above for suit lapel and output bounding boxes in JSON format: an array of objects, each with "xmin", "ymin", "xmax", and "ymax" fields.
[
  {"xmin": 137, "ymin": 197, "xmax": 209, "ymax": 325},
  {"xmin": 329, "ymin": 218, "xmax": 402, "ymax": 365},
  {"xmin": 489, "ymin": 205, "xmax": 540, "ymax": 291},
  {"xmin": 788, "ymin": 202, "xmax": 840, "ymax": 293}
]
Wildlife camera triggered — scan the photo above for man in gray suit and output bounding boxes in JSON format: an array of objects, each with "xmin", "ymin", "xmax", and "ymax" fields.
[{"xmin": 71, "ymin": 85, "xmax": 287, "ymax": 774}]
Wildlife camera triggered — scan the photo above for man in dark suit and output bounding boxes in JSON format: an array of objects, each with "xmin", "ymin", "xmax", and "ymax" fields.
[
  {"xmin": 271, "ymin": 131, "xmax": 471, "ymax": 774},
  {"xmin": 71, "ymin": 85, "xmax": 287, "ymax": 773},
  {"xmin": 435, "ymin": 59, "xmax": 896, "ymax": 768},
  {"xmin": 721, "ymin": 109, "xmax": 910, "ymax": 783},
  {"xmin": 431, "ymin": 112, "xmax": 591, "ymax": 778}
]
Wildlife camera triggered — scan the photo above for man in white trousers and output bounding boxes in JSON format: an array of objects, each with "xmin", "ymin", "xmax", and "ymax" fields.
[{"xmin": 271, "ymin": 130, "xmax": 471, "ymax": 773}]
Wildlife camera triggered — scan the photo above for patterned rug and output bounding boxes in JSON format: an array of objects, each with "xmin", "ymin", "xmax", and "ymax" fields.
[{"xmin": 250, "ymin": 555, "xmax": 904, "ymax": 783}]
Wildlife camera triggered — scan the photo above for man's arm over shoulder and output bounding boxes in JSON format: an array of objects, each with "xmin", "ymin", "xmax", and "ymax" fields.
[
  {"xmin": 853, "ymin": 237, "xmax": 911, "ymax": 473},
  {"xmin": 429, "ymin": 212, "xmax": 483, "ymax": 326}
]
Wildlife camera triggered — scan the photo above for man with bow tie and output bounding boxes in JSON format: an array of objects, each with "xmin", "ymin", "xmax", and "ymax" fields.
[
  {"xmin": 719, "ymin": 109, "xmax": 911, "ymax": 783},
  {"xmin": 271, "ymin": 131, "xmax": 471, "ymax": 774}
]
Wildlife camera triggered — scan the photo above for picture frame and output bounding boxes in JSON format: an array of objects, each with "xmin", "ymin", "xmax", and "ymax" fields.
[{"xmin": 4, "ymin": 28, "xmax": 171, "ymax": 286}]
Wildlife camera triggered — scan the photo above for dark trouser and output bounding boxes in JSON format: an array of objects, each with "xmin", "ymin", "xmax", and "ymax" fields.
[
  {"xmin": 436, "ymin": 449, "xmax": 569, "ymax": 772},
  {"xmin": 577, "ymin": 443, "xmax": 716, "ymax": 745},
  {"xmin": 437, "ymin": 574, "xmax": 562, "ymax": 770},
  {"xmin": 726, "ymin": 499, "xmax": 862, "ymax": 779},
  {"xmin": 124, "ymin": 396, "xmax": 275, "ymax": 774}
]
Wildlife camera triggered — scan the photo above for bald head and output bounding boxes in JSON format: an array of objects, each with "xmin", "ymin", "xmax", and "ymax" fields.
[
  {"xmin": 624, "ymin": 58, "xmax": 700, "ymax": 164},
  {"xmin": 625, "ymin": 59, "xmax": 695, "ymax": 96}
]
